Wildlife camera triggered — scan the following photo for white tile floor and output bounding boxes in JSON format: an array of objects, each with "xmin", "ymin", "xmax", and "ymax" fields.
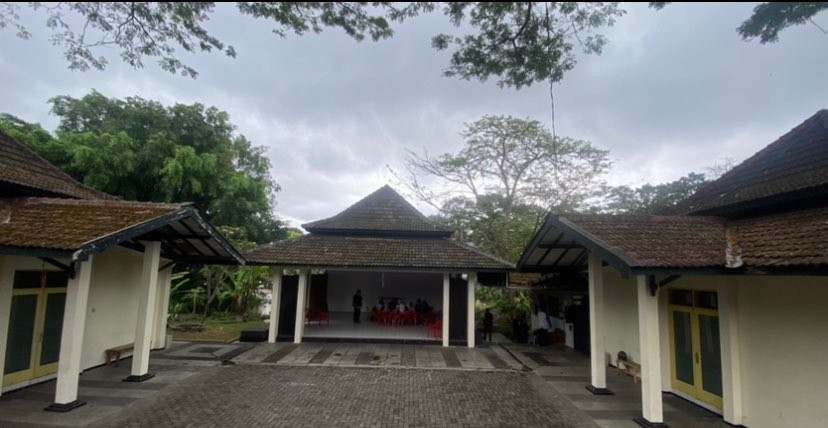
[{"xmin": 303, "ymin": 312, "xmax": 438, "ymax": 341}]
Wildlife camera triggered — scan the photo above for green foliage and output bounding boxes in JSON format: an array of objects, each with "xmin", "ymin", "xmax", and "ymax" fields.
[
  {"xmin": 602, "ymin": 172, "xmax": 708, "ymax": 214},
  {"xmin": 476, "ymin": 286, "xmax": 531, "ymax": 337},
  {"xmin": 651, "ymin": 2, "xmax": 828, "ymax": 44},
  {"xmin": 1, "ymin": 2, "xmax": 622, "ymax": 87},
  {"xmin": 433, "ymin": 2, "xmax": 624, "ymax": 88},
  {"xmin": 737, "ymin": 2, "xmax": 828, "ymax": 43},
  {"xmin": 1, "ymin": 91, "xmax": 284, "ymax": 243},
  {"xmin": 398, "ymin": 115, "xmax": 610, "ymax": 261}
]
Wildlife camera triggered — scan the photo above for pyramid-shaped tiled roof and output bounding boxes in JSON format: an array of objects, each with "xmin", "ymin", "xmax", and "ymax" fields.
[
  {"xmin": 665, "ymin": 110, "xmax": 828, "ymax": 216},
  {"xmin": 302, "ymin": 185, "xmax": 452, "ymax": 236},
  {"xmin": 0, "ymin": 130, "xmax": 115, "ymax": 200}
]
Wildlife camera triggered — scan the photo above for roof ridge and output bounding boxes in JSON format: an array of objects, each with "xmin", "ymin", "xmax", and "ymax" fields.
[
  {"xmin": 302, "ymin": 185, "xmax": 451, "ymax": 234},
  {"xmin": 0, "ymin": 129, "xmax": 118, "ymax": 200},
  {"xmin": 13, "ymin": 196, "xmax": 186, "ymax": 209},
  {"xmin": 446, "ymin": 238, "xmax": 515, "ymax": 268}
]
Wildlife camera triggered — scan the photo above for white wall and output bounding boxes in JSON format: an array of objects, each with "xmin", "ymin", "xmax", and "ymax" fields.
[
  {"xmin": 735, "ymin": 275, "xmax": 828, "ymax": 428},
  {"xmin": 326, "ymin": 270, "xmax": 442, "ymax": 312},
  {"xmin": 81, "ymin": 247, "xmax": 143, "ymax": 368},
  {"xmin": 602, "ymin": 267, "xmax": 639, "ymax": 366},
  {"xmin": 603, "ymin": 270, "xmax": 828, "ymax": 427}
]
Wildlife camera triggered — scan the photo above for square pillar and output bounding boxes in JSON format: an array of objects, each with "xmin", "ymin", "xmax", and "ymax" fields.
[
  {"xmin": 0, "ymin": 257, "xmax": 14, "ymax": 397},
  {"xmin": 634, "ymin": 275, "xmax": 667, "ymax": 427},
  {"xmin": 268, "ymin": 269, "xmax": 282, "ymax": 343},
  {"xmin": 152, "ymin": 265, "xmax": 172, "ymax": 349},
  {"xmin": 442, "ymin": 273, "xmax": 450, "ymax": 347},
  {"xmin": 467, "ymin": 273, "xmax": 476, "ymax": 348},
  {"xmin": 294, "ymin": 269, "xmax": 308, "ymax": 344},
  {"xmin": 586, "ymin": 254, "xmax": 612, "ymax": 395},
  {"xmin": 47, "ymin": 257, "xmax": 94, "ymax": 412},
  {"xmin": 720, "ymin": 281, "xmax": 744, "ymax": 425},
  {"xmin": 125, "ymin": 241, "xmax": 161, "ymax": 382}
]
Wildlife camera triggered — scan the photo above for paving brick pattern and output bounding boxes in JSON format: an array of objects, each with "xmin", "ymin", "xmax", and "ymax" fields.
[
  {"xmin": 234, "ymin": 343, "xmax": 525, "ymax": 371},
  {"xmin": 93, "ymin": 365, "xmax": 579, "ymax": 428}
]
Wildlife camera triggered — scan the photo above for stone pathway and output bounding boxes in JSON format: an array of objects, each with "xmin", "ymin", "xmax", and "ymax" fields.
[
  {"xmin": 0, "ymin": 341, "xmax": 251, "ymax": 428},
  {"xmin": 233, "ymin": 342, "xmax": 525, "ymax": 371},
  {"xmin": 504, "ymin": 344, "xmax": 730, "ymax": 428},
  {"xmin": 92, "ymin": 364, "xmax": 594, "ymax": 428}
]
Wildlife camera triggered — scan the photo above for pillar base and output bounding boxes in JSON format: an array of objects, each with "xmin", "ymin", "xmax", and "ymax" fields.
[
  {"xmin": 45, "ymin": 400, "xmax": 86, "ymax": 412},
  {"xmin": 123, "ymin": 373, "xmax": 155, "ymax": 382},
  {"xmin": 633, "ymin": 417, "xmax": 668, "ymax": 427},
  {"xmin": 585, "ymin": 385, "xmax": 613, "ymax": 395}
]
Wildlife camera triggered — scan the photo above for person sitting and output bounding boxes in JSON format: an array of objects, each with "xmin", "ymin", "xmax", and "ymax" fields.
[
  {"xmin": 415, "ymin": 298, "xmax": 423, "ymax": 314},
  {"xmin": 396, "ymin": 300, "xmax": 406, "ymax": 312}
]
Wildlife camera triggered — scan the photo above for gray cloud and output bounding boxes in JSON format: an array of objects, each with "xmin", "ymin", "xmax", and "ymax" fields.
[{"xmin": 0, "ymin": 3, "xmax": 826, "ymax": 226}]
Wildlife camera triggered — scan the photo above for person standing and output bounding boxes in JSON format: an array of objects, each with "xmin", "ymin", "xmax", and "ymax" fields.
[
  {"xmin": 352, "ymin": 289, "xmax": 363, "ymax": 323},
  {"xmin": 483, "ymin": 308, "xmax": 494, "ymax": 342}
]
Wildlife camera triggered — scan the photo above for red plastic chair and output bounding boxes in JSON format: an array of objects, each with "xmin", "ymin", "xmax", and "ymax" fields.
[
  {"xmin": 318, "ymin": 311, "xmax": 330, "ymax": 325},
  {"xmin": 428, "ymin": 319, "xmax": 442, "ymax": 338}
]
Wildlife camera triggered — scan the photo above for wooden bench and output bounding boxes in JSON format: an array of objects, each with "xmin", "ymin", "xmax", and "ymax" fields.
[
  {"xmin": 105, "ymin": 343, "xmax": 134, "ymax": 366},
  {"xmin": 616, "ymin": 351, "xmax": 641, "ymax": 383}
]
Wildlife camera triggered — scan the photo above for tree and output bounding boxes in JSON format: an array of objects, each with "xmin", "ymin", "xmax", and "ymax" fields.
[
  {"xmin": 397, "ymin": 115, "xmax": 610, "ymax": 260},
  {"xmin": 602, "ymin": 172, "xmax": 708, "ymax": 214},
  {"xmin": 0, "ymin": 2, "xmax": 623, "ymax": 88},
  {"xmin": 0, "ymin": 91, "xmax": 284, "ymax": 243},
  {"xmin": 650, "ymin": 2, "xmax": 828, "ymax": 43}
]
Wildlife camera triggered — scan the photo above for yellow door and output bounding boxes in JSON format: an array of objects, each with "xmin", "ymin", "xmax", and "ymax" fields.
[
  {"xmin": 3, "ymin": 271, "xmax": 67, "ymax": 387},
  {"xmin": 668, "ymin": 289, "xmax": 723, "ymax": 410}
]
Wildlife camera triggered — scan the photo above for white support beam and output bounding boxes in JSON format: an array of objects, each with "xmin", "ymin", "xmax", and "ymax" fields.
[
  {"xmin": 268, "ymin": 269, "xmax": 282, "ymax": 343},
  {"xmin": 587, "ymin": 254, "xmax": 611, "ymax": 395},
  {"xmin": 48, "ymin": 257, "xmax": 94, "ymax": 411},
  {"xmin": 720, "ymin": 282, "xmax": 744, "ymax": 425},
  {"xmin": 0, "ymin": 257, "xmax": 14, "ymax": 397},
  {"xmin": 127, "ymin": 241, "xmax": 161, "ymax": 382},
  {"xmin": 442, "ymin": 273, "xmax": 450, "ymax": 347},
  {"xmin": 467, "ymin": 273, "xmax": 476, "ymax": 348},
  {"xmin": 151, "ymin": 265, "xmax": 172, "ymax": 349},
  {"xmin": 635, "ymin": 275, "xmax": 666, "ymax": 426},
  {"xmin": 294, "ymin": 269, "xmax": 308, "ymax": 344}
]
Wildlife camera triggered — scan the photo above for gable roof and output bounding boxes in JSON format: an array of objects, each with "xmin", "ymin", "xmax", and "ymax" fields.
[
  {"xmin": 0, "ymin": 130, "xmax": 115, "ymax": 200},
  {"xmin": 520, "ymin": 207, "xmax": 828, "ymax": 276},
  {"xmin": 0, "ymin": 197, "xmax": 244, "ymax": 264},
  {"xmin": 665, "ymin": 110, "xmax": 828, "ymax": 216},
  {"xmin": 244, "ymin": 234, "xmax": 513, "ymax": 272},
  {"xmin": 302, "ymin": 185, "xmax": 452, "ymax": 236}
]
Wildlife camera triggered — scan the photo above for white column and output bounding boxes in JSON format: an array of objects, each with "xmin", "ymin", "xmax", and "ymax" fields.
[
  {"xmin": 294, "ymin": 269, "xmax": 308, "ymax": 344},
  {"xmin": 51, "ymin": 257, "xmax": 94, "ymax": 408},
  {"xmin": 720, "ymin": 281, "xmax": 744, "ymax": 425},
  {"xmin": 151, "ymin": 265, "xmax": 172, "ymax": 349},
  {"xmin": 268, "ymin": 269, "xmax": 283, "ymax": 343},
  {"xmin": 0, "ymin": 257, "xmax": 13, "ymax": 397},
  {"xmin": 467, "ymin": 273, "xmax": 476, "ymax": 348},
  {"xmin": 442, "ymin": 273, "xmax": 450, "ymax": 347},
  {"xmin": 636, "ymin": 275, "xmax": 664, "ymax": 425},
  {"xmin": 128, "ymin": 241, "xmax": 161, "ymax": 381},
  {"xmin": 587, "ymin": 254, "xmax": 610, "ymax": 394}
]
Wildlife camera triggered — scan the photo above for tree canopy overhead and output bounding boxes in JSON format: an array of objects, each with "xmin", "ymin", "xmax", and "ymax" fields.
[
  {"xmin": 397, "ymin": 115, "xmax": 610, "ymax": 261},
  {"xmin": 0, "ymin": 90, "xmax": 284, "ymax": 243},
  {"xmin": 2, "ymin": 3, "xmax": 821, "ymax": 87}
]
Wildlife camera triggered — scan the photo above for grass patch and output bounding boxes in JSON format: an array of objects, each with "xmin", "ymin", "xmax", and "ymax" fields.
[{"xmin": 169, "ymin": 319, "xmax": 268, "ymax": 342}]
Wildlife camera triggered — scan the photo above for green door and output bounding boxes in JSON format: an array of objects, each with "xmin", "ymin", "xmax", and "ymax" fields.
[{"xmin": 3, "ymin": 271, "xmax": 68, "ymax": 387}]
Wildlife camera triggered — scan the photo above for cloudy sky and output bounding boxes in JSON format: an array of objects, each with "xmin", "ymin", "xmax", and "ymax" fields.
[{"xmin": 0, "ymin": 3, "xmax": 826, "ymax": 227}]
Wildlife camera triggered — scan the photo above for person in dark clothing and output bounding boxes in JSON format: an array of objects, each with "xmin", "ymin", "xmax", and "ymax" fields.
[
  {"xmin": 352, "ymin": 290, "xmax": 363, "ymax": 323},
  {"xmin": 483, "ymin": 308, "xmax": 494, "ymax": 342}
]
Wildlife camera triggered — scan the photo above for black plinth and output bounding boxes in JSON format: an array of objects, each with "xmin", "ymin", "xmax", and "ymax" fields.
[
  {"xmin": 633, "ymin": 417, "xmax": 669, "ymax": 427},
  {"xmin": 45, "ymin": 400, "xmax": 86, "ymax": 412},
  {"xmin": 239, "ymin": 327, "xmax": 269, "ymax": 342},
  {"xmin": 585, "ymin": 385, "xmax": 614, "ymax": 395},
  {"xmin": 123, "ymin": 373, "xmax": 155, "ymax": 382}
]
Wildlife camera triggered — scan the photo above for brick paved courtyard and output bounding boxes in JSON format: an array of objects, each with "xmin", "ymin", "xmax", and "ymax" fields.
[{"xmin": 92, "ymin": 364, "xmax": 589, "ymax": 428}]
